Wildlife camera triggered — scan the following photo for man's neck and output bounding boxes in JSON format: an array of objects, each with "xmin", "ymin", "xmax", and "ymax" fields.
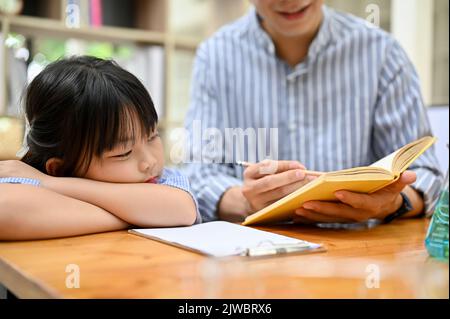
[{"xmin": 262, "ymin": 15, "xmax": 323, "ymax": 68}]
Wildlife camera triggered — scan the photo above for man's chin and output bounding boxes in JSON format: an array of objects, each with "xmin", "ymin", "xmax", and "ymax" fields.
[
  {"xmin": 273, "ymin": 25, "xmax": 315, "ymax": 38},
  {"xmin": 269, "ymin": 16, "xmax": 319, "ymax": 36}
]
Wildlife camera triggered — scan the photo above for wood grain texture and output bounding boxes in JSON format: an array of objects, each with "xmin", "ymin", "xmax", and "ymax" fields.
[{"xmin": 0, "ymin": 219, "xmax": 448, "ymax": 299}]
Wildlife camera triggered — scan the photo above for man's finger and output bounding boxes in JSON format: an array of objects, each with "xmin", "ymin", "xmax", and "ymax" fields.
[
  {"xmin": 334, "ymin": 191, "xmax": 376, "ymax": 210},
  {"xmin": 244, "ymin": 160, "xmax": 305, "ymax": 178},
  {"xmin": 301, "ymin": 201, "xmax": 367, "ymax": 222},
  {"xmin": 259, "ymin": 160, "xmax": 306, "ymax": 175},
  {"xmin": 398, "ymin": 170, "xmax": 417, "ymax": 184},
  {"xmin": 295, "ymin": 208, "xmax": 354, "ymax": 223},
  {"xmin": 256, "ymin": 177, "xmax": 310, "ymax": 203},
  {"xmin": 250, "ymin": 169, "xmax": 306, "ymax": 193}
]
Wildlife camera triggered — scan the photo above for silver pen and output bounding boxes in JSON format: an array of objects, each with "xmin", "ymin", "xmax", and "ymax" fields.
[
  {"xmin": 236, "ymin": 161, "xmax": 324, "ymax": 177},
  {"xmin": 245, "ymin": 242, "xmax": 319, "ymax": 257}
]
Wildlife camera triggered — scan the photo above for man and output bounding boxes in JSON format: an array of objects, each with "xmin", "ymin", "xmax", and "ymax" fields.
[{"xmin": 184, "ymin": 0, "xmax": 443, "ymax": 224}]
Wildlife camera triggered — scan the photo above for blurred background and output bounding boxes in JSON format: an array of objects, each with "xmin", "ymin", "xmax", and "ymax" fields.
[{"xmin": 0, "ymin": 0, "xmax": 448, "ymax": 168}]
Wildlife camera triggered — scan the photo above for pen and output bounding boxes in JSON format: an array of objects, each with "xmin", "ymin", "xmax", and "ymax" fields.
[
  {"xmin": 245, "ymin": 242, "xmax": 320, "ymax": 257},
  {"xmin": 236, "ymin": 161, "xmax": 324, "ymax": 177}
]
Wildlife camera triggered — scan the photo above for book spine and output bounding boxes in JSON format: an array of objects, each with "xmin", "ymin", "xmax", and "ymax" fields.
[{"xmin": 90, "ymin": 0, "xmax": 103, "ymax": 27}]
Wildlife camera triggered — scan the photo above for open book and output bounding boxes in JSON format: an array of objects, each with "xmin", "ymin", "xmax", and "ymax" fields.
[{"xmin": 242, "ymin": 136, "xmax": 436, "ymax": 226}]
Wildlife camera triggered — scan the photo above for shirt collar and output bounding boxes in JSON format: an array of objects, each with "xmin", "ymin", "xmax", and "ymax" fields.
[
  {"xmin": 307, "ymin": 5, "xmax": 334, "ymax": 59},
  {"xmin": 244, "ymin": 5, "xmax": 334, "ymax": 61},
  {"xmin": 245, "ymin": 6, "xmax": 274, "ymax": 50}
]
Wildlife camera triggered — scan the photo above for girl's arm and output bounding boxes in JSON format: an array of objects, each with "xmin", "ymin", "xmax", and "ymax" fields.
[
  {"xmin": 0, "ymin": 160, "xmax": 197, "ymax": 227},
  {"xmin": 44, "ymin": 177, "xmax": 198, "ymax": 227},
  {"xmin": 0, "ymin": 184, "xmax": 129, "ymax": 241}
]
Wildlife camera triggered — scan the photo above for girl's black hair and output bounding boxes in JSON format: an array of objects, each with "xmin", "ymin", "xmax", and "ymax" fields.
[{"xmin": 22, "ymin": 55, "xmax": 158, "ymax": 177}]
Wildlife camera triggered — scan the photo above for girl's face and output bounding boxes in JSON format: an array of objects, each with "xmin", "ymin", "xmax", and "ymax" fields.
[{"xmin": 83, "ymin": 129, "xmax": 165, "ymax": 184}]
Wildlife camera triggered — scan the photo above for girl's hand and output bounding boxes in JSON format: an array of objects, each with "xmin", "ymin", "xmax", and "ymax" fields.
[{"xmin": 0, "ymin": 160, "xmax": 51, "ymax": 186}]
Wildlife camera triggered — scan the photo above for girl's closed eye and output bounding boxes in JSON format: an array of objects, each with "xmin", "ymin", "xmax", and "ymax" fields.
[
  {"xmin": 112, "ymin": 150, "xmax": 132, "ymax": 159},
  {"xmin": 148, "ymin": 131, "xmax": 160, "ymax": 142}
]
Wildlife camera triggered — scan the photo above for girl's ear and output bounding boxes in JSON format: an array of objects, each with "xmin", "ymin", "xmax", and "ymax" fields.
[{"xmin": 45, "ymin": 158, "xmax": 64, "ymax": 176}]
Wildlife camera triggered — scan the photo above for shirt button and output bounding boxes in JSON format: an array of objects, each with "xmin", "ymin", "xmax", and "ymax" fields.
[
  {"xmin": 288, "ymin": 122, "xmax": 297, "ymax": 132},
  {"xmin": 287, "ymin": 75, "xmax": 296, "ymax": 82}
]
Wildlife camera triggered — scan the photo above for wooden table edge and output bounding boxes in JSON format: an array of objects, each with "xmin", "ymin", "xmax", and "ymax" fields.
[{"xmin": 0, "ymin": 256, "xmax": 61, "ymax": 299}]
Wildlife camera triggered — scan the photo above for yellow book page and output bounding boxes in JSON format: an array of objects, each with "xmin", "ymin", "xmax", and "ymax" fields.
[
  {"xmin": 393, "ymin": 136, "xmax": 437, "ymax": 173},
  {"xmin": 368, "ymin": 136, "xmax": 436, "ymax": 173},
  {"xmin": 368, "ymin": 136, "xmax": 436, "ymax": 193}
]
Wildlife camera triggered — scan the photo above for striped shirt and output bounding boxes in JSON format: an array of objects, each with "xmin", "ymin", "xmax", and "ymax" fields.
[
  {"xmin": 0, "ymin": 177, "xmax": 41, "ymax": 186},
  {"xmin": 183, "ymin": 5, "xmax": 443, "ymax": 222}
]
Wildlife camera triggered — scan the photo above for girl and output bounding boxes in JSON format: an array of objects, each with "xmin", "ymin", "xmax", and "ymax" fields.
[{"xmin": 0, "ymin": 56, "xmax": 200, "ymax": 240}]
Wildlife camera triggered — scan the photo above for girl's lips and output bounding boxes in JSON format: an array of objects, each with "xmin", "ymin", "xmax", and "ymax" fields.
[
  {"xmin": 146, "ymin": 177, "xmax": 158, "ymax": 184},
  {"xmin": 278, "ymin": 4, "xmax": 311, "ymax": 21}
]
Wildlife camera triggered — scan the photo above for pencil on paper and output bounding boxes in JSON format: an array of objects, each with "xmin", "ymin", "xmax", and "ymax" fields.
[{"xmin": 235, "ymin": 161, "xmax": 325, "ymax": 176}]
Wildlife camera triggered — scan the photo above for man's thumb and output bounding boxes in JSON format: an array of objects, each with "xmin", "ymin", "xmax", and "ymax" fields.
[{"xmin": 388, "ymin": 171, "xmax": 417, "ymax": 193}]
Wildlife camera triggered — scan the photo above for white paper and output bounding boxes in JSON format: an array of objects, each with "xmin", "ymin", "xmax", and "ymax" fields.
[{"xmin": 130, "ymin": 221, "xmax": 321, "ymax": 257}]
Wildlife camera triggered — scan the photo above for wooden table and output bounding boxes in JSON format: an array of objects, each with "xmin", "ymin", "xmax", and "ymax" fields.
[{"xmin": 0, "ymin": 219, "xmax": 448, "ymax": 299}]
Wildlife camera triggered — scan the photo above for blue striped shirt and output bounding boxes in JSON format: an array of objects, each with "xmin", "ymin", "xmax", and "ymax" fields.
[
  {"xmin": 183, "ymin": 6, "xmax": 443, "ymax": 222},
  {"xmin": 0, "ymin": 177, "xmax": 41, "ymax": 186}
]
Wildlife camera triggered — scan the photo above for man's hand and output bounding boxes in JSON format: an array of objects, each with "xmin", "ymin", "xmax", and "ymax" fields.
[
  {"xmin": 0, "ymin": 160, "xmax": 52, "ymax": 186},
  {"xmin": 295, "ymin": 171, "xmax": 422, "ymax": 223},
  {"xmin": 218, "ymin": 160, "xmax": 314, "ymax": 222},
  {"xmin": 242, "ymin": 160, "xmax": 314, "ymax": 212}
]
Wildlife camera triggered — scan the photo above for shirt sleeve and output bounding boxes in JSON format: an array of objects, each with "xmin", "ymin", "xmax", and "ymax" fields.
[
  {"xmin": 0, "ymin": 177, "xmax": 41, "ymax": 186},
  {"xmin": 157, "ymin": 168, "xmax": 203, "ymax": 224},
  {"xmin": 372, "ymin": 38, "xmax": 444, "ymax": 216},
  {"xmin": 182, "ymin": 43, "xmax": 243, "ymax": 222}
]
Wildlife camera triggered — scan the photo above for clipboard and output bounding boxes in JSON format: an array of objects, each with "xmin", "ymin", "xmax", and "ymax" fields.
[{"xmin": 129, "ymin": 221, "xmax": 326, "ymax": 258}]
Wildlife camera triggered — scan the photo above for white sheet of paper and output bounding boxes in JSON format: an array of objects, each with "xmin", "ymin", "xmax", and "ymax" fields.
[{"xmin": 130, "ymin": 221, "xmax": 321, "ymax": 257}]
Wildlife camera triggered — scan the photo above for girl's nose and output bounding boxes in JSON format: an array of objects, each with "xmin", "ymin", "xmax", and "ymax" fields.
[{"xmin": 139, "ymin": 157, "xmax": 156, "ymax": 173}]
